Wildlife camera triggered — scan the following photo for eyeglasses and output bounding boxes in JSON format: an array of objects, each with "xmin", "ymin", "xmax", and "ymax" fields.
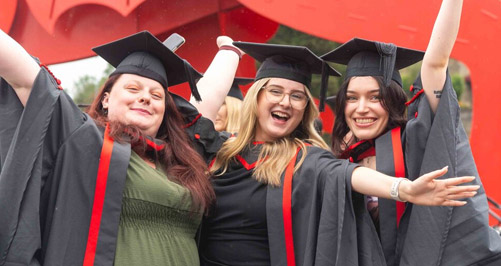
[{"xmin": 262, "ymin": 86, "xmax": 309, "ymax": 110}]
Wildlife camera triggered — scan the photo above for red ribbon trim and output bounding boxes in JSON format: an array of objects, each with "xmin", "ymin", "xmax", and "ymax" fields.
[
  {"xmin": 405, "ymin": 89, "xmax": 424, "ymax": 106},
  {"xmin": 235, "ymin": 154, "xmax": 260, "ymax": 170},
  {"xmin": 208, "ymin": 157, "xmax": 216, "ymax": 169},
  {"xmin": 183, "ymin": 113, "xmax": 202, "ymax": 128},
  {"xmin": 283, "ymin": 147, "xmax": 300, "ymax": 266},
  {"xmin": 391, "ymin": 127, "xmax": 406, "ymax": 227},
  {"xmin": 83, "ymin": 124, "xmax": 114, "ymax": 266},
  {"xmin": 145, "ymin": 138, "xmax": 165, "ymax": 151}
]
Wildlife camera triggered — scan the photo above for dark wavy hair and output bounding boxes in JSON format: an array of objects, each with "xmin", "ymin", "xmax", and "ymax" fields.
[
  {"xmin": 331, "ymin": 76, "xmax": 407, "ymax": 156},
  {"xmin": 88, "ymin": 74, "xmax": 214, "ymax": 212}
]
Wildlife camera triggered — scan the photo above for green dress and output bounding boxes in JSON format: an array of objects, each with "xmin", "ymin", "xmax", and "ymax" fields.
[{"xmin": 114, "ymin": 151, "xmax": 202, "ymax": 265}]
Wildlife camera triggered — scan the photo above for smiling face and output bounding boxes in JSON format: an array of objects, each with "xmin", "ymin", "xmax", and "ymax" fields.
[
  {"xmin": 344, "ymin": 76, "xmax": 389, "ymax": 140},
  {"xmin": 254, "ymin": 78, "xmax": 307, "ymax": 142},
  {"xmin": 101, "ymin": 74, "xmax": 166, "ymax": 137}
]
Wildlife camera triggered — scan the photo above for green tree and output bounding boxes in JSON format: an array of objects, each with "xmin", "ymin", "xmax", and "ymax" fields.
[
  {"xmin": 451, "ymin": 74, "xmax": 465, "ymax": 100},
  {"xmin": 73, "ymin": 64, "xmax": 113, "ymax": 105}
]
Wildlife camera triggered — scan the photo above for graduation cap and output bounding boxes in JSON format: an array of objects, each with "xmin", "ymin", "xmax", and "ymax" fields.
[
  {"xmin": 233, "ymin": 42, "xmax": 341, "ymax": 111},
  {"xmin": 92, "ymin": 31, "xmax": 203, "ymax": 101},
  {"xmin": 227, "ymin": 77, "xmax": 254, "ymax": 100},
  {"xmin": 321, "ymin": 38, "xmax": 424, "ymax": 88},
  {"xmin": 326, "ymin": 95, "xmax": 337, "ymax": 106}
]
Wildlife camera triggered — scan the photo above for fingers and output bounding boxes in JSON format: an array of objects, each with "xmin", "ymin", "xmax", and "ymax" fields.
[
  {"xmin": 420, "ymin": 166, "xmax": 449, "ymax": 182},
  {"xmin": 444, "ymin": 176, "xmax": 476, "ymax": 186},
  {"xmin": 437, "ymin": 183, "xmax": 479, "ymax": 206},
  {"xmin": 441, "ymin": 200, "xmax": 468, "ymax": 207},
  {"xmin": 446, "ymin": 191, "xmax": 477, "ymax": 200},
  {"xmin": 446, "ymin": 184, "xmax": 480, "ymax": 194}
]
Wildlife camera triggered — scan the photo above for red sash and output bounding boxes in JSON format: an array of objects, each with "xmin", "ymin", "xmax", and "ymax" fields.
[
  {"xmin": 282, "ymin": 147, "xmax": 301, "ymax": 266},
  {"xmin": 391, "ymin": 127, "xmax": 406, "ymax": 226},
  {"xmin": 83, "ymin": 124, "xmax": 114, "ymax": 266}
]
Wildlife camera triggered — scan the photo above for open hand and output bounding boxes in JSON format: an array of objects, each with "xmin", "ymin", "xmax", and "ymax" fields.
[{"xmin": 399, "ymin": 166, "xmax": 479, "ymax": 206}]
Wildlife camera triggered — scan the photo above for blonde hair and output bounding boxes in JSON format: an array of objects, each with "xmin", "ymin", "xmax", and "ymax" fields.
[
  {"xmin": 222, "ymin": 96, "xmax": 243, "ymax": 133},
  {"xmin": 210, "ymin": 78, "xmax": 329, "ymax": 186}
]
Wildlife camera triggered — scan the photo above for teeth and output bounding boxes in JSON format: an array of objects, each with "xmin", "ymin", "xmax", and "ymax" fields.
[
  {"xmin": 356, "ymin": 118, "xmax": 375, "ymax": 124},
  {"xmin": 272, "ymin": 111, "xmax": 289, "ymax": 118}
]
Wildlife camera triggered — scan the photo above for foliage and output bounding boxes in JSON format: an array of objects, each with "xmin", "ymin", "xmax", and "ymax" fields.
[
  {"xmin": 73, "ymin": 64, "xmax": 113, "ymax": 105},
  {"xmin": 451, "ymin": 74, "xmax": 465, "ymax": 100}
]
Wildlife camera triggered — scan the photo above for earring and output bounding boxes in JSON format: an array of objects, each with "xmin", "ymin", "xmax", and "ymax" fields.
[{"xmin": 103, "ymin": 108, "xmax": 108, "ymax": 115}]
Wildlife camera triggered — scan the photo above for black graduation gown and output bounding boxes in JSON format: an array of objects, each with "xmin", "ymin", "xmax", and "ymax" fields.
[
  {"xmin": 198, "ymin": 141, "xmax": 387, "ymax": 266},
  {"xmin": 374, "ymin": 73, "xmax": 501, "ymax": 266},
  {"xmin": 0, "ymin": 67, "xmax": 212, "ymax": 265},
  {"xmin": 267, "ymin": 146, "xmax": 387, "ymax": 266},
  {"xmin": 0, "ymin": 67, "xmax": 131, "ymax": 265}
]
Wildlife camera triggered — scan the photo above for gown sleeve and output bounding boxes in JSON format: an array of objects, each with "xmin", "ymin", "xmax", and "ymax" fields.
[
  {"xmin": 0, "ymin": 66, "xmax": 86, "ymax": 265},
  {"xmin": 171, "ymin": 93, "xmax": 229, "ymax": 162},
  {"xmin": 401, "ymin": 72, "xmax": 501, "ymax": 265}
]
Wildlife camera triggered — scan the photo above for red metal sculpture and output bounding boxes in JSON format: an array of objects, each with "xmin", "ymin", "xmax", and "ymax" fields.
[{"xmin": 1, "ymin": 0, "xmax": 499, "ymax": 223}]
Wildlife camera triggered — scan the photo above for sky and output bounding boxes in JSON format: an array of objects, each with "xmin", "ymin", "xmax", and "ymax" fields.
[{"xmin": 48, "ymin": 56, "xmax": 109, "ymax": 97}]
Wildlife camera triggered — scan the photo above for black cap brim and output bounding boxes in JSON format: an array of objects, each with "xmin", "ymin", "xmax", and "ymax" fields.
[
  {"xmin": 321, "ymin": 38, "xmax": 424, "ymax": 69},
  {"xmin": 233, "ymin": 41, "xmax": 340, "ymax": 112},
  {"xmin": 234, "ymin": 42, "xmax": 340, "ymax": 78},
  {"xmin": 92, "ymin": 31, "xmax": 202, "ymax": 88},
  {"xmin": 228, "ymin": 77, "xmax": 254, "ymax": 100}
]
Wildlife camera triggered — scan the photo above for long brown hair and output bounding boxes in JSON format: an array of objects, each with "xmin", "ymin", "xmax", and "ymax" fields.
[
  {"xmin": 88, "ymin": 74, "xmax": 214, "ymax": 212},
  {"xmin": 331, "ymin": 76, "xmax": 407, "ymax": 156}
]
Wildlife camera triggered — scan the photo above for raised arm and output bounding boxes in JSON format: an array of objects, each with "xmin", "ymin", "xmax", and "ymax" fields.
[
  {"xmin": 0, "ymin": 29, "xmax": 40, "ymax": 106},
  {"xmin": 351, "ymin": 166, "xmax": 478, "ymax": 206},
  {"xmin": 421, "ymin": 0, "xmax": 463, "ymax": 113},
  {"xmin": 190, "ymin": 36, "xmax": 243, "ymax": 122}
]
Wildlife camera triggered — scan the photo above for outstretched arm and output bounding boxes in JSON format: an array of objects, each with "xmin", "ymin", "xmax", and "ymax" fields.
[
  {"xmin": 421, "ymin": 0, "xmax": 463, "ymax": 113},
  {"xmin": 351, "ymin": 166, "xmax": 478, "ymax": 206},
  {"xmin": 190, "ymin": 36, "xmax": 243, "ymax": 122},
  {"xmin": 0, "ymin": 29, "xmax": 40, "ymax": 106}
]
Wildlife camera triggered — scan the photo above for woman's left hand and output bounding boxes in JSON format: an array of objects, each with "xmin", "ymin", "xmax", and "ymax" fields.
[{"xmin": 399, "ymin": 166, "xmax": 479, "ymax": 206}]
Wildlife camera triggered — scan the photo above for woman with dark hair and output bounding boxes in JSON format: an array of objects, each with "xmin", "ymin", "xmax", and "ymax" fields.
[
  {"xmin": 0, "ymin": 30, "xmax": 235, "ymax": 265},
  {"xmin": 185, "ymin": 36, "xmax": 479, "ymax": 265},
  {"xmin": 323, "ymin": 0, "xmax": 501, "ymax": 265},
  {"xmin": 331, "ymin": 77, "xmax": 407, "ymax": 157}
]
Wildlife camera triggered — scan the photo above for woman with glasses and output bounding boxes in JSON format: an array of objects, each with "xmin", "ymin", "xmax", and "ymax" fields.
[{"xmin": 185, "ymin": 41, "xmax": 479, "ymax": 266}]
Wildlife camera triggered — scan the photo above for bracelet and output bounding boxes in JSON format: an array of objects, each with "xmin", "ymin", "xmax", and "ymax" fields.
[
  {"xmin": 390, "ymin": 178, "xmax": 409, "ymax": 202},
  {"xmin": 219, "ymin": 45, "xmax": 242, "ymax": 60}
]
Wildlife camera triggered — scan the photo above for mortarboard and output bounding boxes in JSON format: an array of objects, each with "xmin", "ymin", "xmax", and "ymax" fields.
[
  {"xmin": 321, "ymin": 38, "xmax": 424, "ymax": 88},
  {"xmin": 325, "ymin": 95, "xmax": 337, "ymax": 109},
  {"xmin": 227, "ymin": 77, "xmax": 254, "ymax": 100},
  {"xmin": 92, "ymin": 31, "xmax": 203, "ymax": 101},
  {"xmin": 233, "ymin": 42, "xmax": 341, "ymax": 111}
]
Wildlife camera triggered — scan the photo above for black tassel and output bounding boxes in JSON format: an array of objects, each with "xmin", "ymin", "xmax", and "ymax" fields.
[
  {"xmin": 319, "ymin": 61, "xmax": 330, "ymax": 112},
  {"xmin": 376, "ymin": 42, "xmax": 397, "ymax": 88},
  {"xmin": 184, "ymin": 60, "xmax": 202, "ymax": 101}
]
